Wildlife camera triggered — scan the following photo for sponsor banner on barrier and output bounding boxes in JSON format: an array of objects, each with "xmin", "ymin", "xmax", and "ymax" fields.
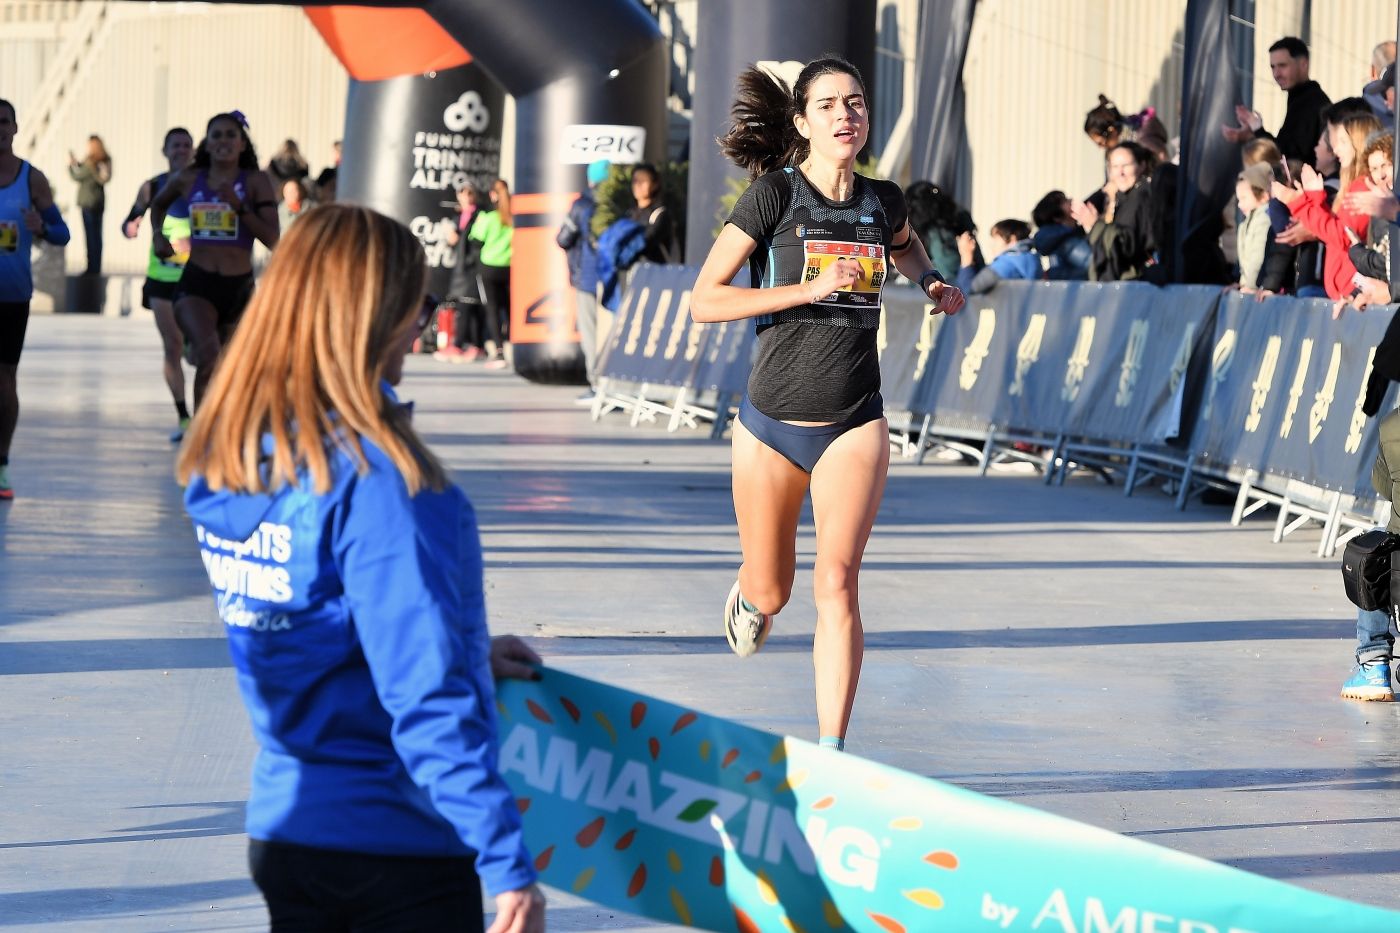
[
  {"xmin": 877, "ymin": 288, "xmax": 940, "ymax": 414},
  {"xmin": 599, "ymin": 264, "xmax": 754, "ymax": 394},
  {"xmin": 907, "ymin": 281, "xmax": 1219, "ymax": 443},
  {"xmin": 1067, "ymin": 285, "xmax": 1218, "ymax": 445},
  {"xmin": 498, "ymin": 668, "xmax": 1400, "ymax": 932},
  {"xmin": 1193, "ymin": 294, "xmax": 1397, "ymax": 495}
]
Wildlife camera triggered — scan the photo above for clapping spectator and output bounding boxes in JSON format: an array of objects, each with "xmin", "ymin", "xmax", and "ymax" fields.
[
  {"xmin": 1071, "ymin": 142, "xmax": 1157, "ymax": 282},
  {"xmin": 67, "ymin": 135, "xmax": 111, "ymax": 276},
  {"xmin": 1344, "ymin": 131, "xmax": 1394, "ymax": 287},
  {"xmin": 955, "ymin": 220, "xmax": 1039, "ymax": 295},
  {"xmin": 1273, "ymin": 110, "xmax": 1381, "ymax": 299},
  {"xmin": 1223, "ymin": 37, "xmax": 1331, "ymax": 167},
  {"xmin": 1031, "ymin": 190, "xmax": 1091, "ymax": 280}
]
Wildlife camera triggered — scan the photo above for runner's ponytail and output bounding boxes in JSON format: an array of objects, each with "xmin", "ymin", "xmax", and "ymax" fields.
[{"xmin": 719, "ymin": 65, "xmax": 801, "ymax": 180}]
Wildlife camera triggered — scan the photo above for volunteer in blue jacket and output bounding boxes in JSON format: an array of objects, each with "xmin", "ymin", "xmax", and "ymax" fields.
[
  {"xmin": 176, "ymin": 204, "xmax": 545, "ymax": 933},
  {"xmin": 0, "ymin": 97, "xmax": 71, "ymax": 501},
  {"xmin": 955, "ymin": 219, "xmax": 1041, "ymax": 294}
]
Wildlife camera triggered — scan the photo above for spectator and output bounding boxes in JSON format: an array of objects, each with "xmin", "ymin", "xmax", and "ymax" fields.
[
  {"xmin": 314, "ymin": 139, "xmax": 340, "ymax": 204},
  {"xmin": 905, "ymin": 180, "xmax": 980, "ymax": 279},
  {"xmin": 955, "ymin": 219, "xmax": 1039, "ymax": 294},
  {"xmin": 277, "ymin": 178, "xmax": 310, "ymax": 230},
  {"xmin": 1274, "ymin": 111, "xmax": 1381, "ymax": 299},
  {"xmin": 1071, "ymin": 141, "xmax": 1157, "ymax": 282},
  {"xmin": 1031, "ymin": 190, "xmax": 1091, "ymax": 281},
  {"xmin": 1222, "ymin": 139, "xmax": 1291, "ymax": 269},
  {"xmin": 265, "ymin": 139, "xmax": 309, "ymax": 201},
  {"xmin": 1234, "ymin": 163, "xmax": 1294, "ymax": 294},
  {"xmin": 1084, "ymin": 95, "xmax": 1169, "ymax": 165},
  {"xmin": 468, "ymin": 178, "xmax": 513, "ymax": 369},
  {"xmin": 67, "ymin": 135, "xmax": 111, "ymax": 276},
  {"xmin": 1345, "ymin": 131, "xmax": 1394, "ymax": 285},
  {"xmin": 1364, "ymin": 42, "xmax": 1397, "ymax": 120},
  {"xmin": 1223, "ymin": 37, "xmax": 1331, "ymax": 167},
  {"xmin": 627, "ymin": 163, "xmax": 679, "ymax": 265},
  {"xmin": 438, "ymin": 184, "xmax": 485, "ymax": 362},
  {"xmin": 557, "ymin": 160, "xmax": 607, "ymax": 398}
]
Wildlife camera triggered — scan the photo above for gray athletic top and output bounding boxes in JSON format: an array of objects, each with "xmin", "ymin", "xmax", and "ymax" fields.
[{"xmin": 726, "ymin": 167, "xmax": 907, "ymax": 422}]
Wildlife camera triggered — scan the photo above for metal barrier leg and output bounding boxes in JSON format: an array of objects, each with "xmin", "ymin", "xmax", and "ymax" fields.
[
  {"xmin": 667, "ymin": 387, "xmax": 690, "ymax": 433},
  {"xmin": 591, "ymin": 377, "xmax": 610, "ymax": 422},
  {"xmin": 976, "ymin": 427, "xmax": 996, "ymax": 476},
  {"xmin": 1272, "ymin": 494, "xmax": 1292, "ymax": 543},
  {"xmin": 1174, "ymin": 458, "xmax": 1195, "ymax": 511},
  {"xmin": 914, "ymin": 413, "xmax": 933, "ymax": 465},
  {"xmin": 630, "ymin": 382, "xmax": 651, "ymax": 427},
  {"xmin": 1318, "ymin": 492, "xmax": 1343, "ymax": 559},
  {"xmin": 1123, "ymin": 445, "xmax": 1141, "ymax": 497},
  {"xmin": 1231, "ymin": 471, "xmax": 1255, "ymax": 526},
  {"xmin": 1043, "ymin": 434, "xmax": 1064, "ymax": 486}
]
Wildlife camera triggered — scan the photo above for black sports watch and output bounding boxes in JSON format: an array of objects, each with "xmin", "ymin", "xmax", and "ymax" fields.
[{"xmin": 918, "ymin": 269, "xmax": 946, "ymax": 293}]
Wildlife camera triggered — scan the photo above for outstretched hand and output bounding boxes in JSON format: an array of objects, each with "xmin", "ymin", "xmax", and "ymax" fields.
[{"xmin": 928, "ymin": 280, "xmax": 965, "ymax": 316}]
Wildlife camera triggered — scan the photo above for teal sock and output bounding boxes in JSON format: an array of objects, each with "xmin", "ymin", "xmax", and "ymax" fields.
[
  {"xmin": 739, "ymin": 594, "xmax": 759, "ymax": 614},
  {"xmin": 818, "ymin": 735, "xmax": 845, "ymax": 752}
]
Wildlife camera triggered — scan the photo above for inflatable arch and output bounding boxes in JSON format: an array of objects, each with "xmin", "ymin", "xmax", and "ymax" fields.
[{"xmin": 161, "ymin": 0, "xmax": 669, "ymax": 385}]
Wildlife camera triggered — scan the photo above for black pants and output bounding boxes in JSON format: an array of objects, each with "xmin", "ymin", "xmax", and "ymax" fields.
[
  {"xmin": 249, "ymin": 839, "xmax": 484, "ymax": 933},
  {"xmin": 81, "ymin": 207, "xmax": 103, "ymax": 276},
  {"xmin": 478, "ymin": 265, "xmax": 510, "ymax": 349},
  {"xmin": 452, "ymin": 298, "xmax": 485, "ymax": 351}
]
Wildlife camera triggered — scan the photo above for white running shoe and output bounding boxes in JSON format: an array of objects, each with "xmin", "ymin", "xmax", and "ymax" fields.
[{"xmin": 724, "ymin": 580, "xmax": 771, "ymax": 658}]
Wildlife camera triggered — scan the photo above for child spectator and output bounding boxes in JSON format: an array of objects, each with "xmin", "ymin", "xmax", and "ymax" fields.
[
  {"xmin": 955, "ymin": 219, "xmax": 1039, "ymax": 295},
  {"xmin": 1031, "ymin": 190, "xmax": 1091, "ymax": 280},
  {"xmin": 1234, "ymin": 162, "xmax": 1293, "ymax": 294}
]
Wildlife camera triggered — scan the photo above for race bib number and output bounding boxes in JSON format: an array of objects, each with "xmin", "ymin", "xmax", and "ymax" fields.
[
  {"xmin": 803, "ymin": 240, "xmax": 886, "ymax": 309},
  {"xmin": 0, "ymin": 220, "xmax": 18, "ymax": 254},
  {"xmin": 190, "ymin": 202, "xmax": 238, "ymax": 240}
]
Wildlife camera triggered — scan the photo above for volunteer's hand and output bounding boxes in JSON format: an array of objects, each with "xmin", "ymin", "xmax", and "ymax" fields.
[
  {"xmin": 487, "ymin": 884, "xmax": 546, "ymax": 933},
  {"xmin": 490, "ymin": 635, "xmax": 542, "ymax": 681},
  {"xmin": 927, "ymin": 280, "xmax": 964, "ymax": 316},
  {"xmin": 806, "ymin": 257, "xmax": 863, "ymax": 303}
]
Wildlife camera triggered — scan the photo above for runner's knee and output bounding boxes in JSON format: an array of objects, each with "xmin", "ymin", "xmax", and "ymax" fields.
[{"xmin": 812, "ymin": 560, "xmax": 858, "ymax": 606}]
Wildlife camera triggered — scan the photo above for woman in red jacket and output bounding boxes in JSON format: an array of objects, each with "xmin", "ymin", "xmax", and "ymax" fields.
[{"xmin": 1274, "ymin": 111, "xmax": 1380, "ymax": 299}]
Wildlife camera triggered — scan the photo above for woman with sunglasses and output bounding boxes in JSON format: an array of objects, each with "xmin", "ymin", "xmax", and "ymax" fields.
[
  {"xmin": 151, "ymin": 111, "xmax": 280, "ymax": 409},
  {"xmin": 176, "ymin": 205, "xmax": 545, "ymax": 933}
]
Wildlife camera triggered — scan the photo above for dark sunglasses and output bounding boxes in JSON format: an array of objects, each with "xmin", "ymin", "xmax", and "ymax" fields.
[{"xmin": 414, "ymin": 294, "xmax": 439, "ymax": 332}]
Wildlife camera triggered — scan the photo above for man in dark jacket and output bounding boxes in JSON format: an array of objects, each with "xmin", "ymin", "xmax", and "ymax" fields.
[
  {"xmin": 1223, "ymin": 37, "xmax": 1331, "ymax": 167},
  {"xmin": 556, "ymin": 160, "xmax": 608, "ymax": 398}
]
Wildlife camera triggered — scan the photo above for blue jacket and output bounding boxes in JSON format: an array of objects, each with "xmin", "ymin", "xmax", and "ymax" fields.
[
  {"xmin": 596, "ymin": 217, "xmax": 647, "ymax": 310},
  {"xmin": 556, "ymin": 191, "xmax": 600, "ymax": 293},
  {"xmin": 182, "ymin": 398, "xmax": 535, "ymax": 897},
  {"xmin": 1031, "ymin": 223, "xmax": 1092, "ymax": 281},
  {"xmin": 956, "ymin": 240, "xmax": 1042, "ymax": 294}
]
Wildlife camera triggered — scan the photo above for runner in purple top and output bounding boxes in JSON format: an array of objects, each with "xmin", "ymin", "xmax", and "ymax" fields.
[{"xmin": 150, "ymin": 112, "xmax": 279, "ymax": 409}]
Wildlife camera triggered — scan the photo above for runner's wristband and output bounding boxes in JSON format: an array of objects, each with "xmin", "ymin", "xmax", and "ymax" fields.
[{"xmin": 918, "ymin": 269, "xmax": 946, "ymax": 293}]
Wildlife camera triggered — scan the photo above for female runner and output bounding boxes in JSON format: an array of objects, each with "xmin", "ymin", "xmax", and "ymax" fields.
[
  {"xmin": 151, "ymin": 112, "xmax": 279, "ymax": 408},
  {"xmin": 692, "ymin": 58, "xmax": 964, "ymax": 750}
]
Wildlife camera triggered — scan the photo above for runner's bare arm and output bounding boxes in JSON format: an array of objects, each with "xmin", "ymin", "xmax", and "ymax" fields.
[
  {"xmin": 237, "ymin": 171, "xmax": 280, "ymax": 250},
  {"xmin": 889, "ymin": 219, "xmax": 964, "ymax": 316},
  {"xmin": 691, "ymin": 224, "xmax": 860, "ymax": 323},
  {"xmin": 24, "ymin": 169, "xmax": 70, "ymax": 244},
  {"xmin": 123, "ymin": 180, "xmax": 154, "ymax": 238}
]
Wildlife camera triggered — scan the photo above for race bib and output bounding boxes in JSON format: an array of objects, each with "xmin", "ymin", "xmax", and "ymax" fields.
[
  {"xmin": 803, "ymin": 240, "xmax": 886, "ymax": 309},
  {"xmin": 0, "ymin": 220, "xmax": 18, "ymax": 254},
  {"xmin": 190, "ymin": 202, "xmax": 238, "ymax": 240}
]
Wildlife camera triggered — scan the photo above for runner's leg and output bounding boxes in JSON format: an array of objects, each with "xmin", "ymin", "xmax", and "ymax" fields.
[
  {"xmin": 176, "ymin": 295, "xmax": 221, "ymax": 409},
  {"xmin": 807, "ymin": 416, "xmax": 889, "ymax": 741},
  {"xmin": 731, "ymin": 416, "xmax": 809, "ymax": 616}
]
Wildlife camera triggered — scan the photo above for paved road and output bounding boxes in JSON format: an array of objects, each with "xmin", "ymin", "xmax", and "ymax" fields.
[{"xmin": 1, "ymin": 314, "xmax": 1396, "ymax": 931}]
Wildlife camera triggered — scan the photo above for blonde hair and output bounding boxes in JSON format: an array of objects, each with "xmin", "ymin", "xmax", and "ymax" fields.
[
  {"xmin": 1339, "ymin": 113, "xmax": 1384, "ymax": 193},
  {"xmin": 176, "ymin": 204, "xmax": 445, "ymax": 496}
]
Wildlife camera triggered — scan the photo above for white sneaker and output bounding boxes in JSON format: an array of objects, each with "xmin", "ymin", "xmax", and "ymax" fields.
[{"xmin": 723, "ymin": 580, "xmax": 771, "ymax": 658}]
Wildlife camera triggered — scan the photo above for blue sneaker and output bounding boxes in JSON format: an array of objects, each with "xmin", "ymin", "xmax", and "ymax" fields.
[{"xmin": 1341, "ymin": 659, "xmax": 1394, "ymax": 701}]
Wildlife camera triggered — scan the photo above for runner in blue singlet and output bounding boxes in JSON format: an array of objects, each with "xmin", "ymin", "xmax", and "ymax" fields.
[{"xmin": 0, "ymin": 97, "xmax": 71, "ymax": 500}]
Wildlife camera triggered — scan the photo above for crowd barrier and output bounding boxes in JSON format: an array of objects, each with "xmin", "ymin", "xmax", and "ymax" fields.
[{"xmin": 593, "ymin": 266, "xmax": 1398, "ymax": 556}]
